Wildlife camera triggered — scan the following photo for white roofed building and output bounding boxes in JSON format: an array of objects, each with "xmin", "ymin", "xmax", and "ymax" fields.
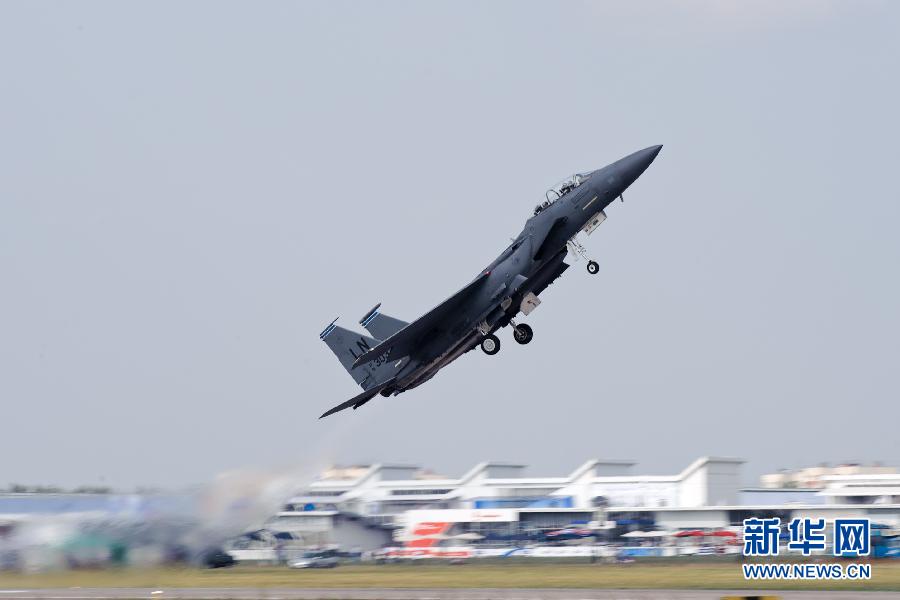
[{"xmin": 267, "ymin": 457, "xmax": 900, "ymax": 551}]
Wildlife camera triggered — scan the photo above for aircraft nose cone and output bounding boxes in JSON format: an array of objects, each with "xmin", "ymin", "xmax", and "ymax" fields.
[{"xmin": 615, "ymin": 145, "xmax": 663, "ymax": 188}]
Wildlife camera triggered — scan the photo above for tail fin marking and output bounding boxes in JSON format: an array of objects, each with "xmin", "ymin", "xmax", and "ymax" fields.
[{"xmin": 320, "ymin": 319, "xmax": 399, "ymax": 389}]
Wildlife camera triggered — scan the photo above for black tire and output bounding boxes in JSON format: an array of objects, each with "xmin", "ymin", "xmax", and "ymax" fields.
[
  {"xmin": 480, "ymin": 334, "xmax": 500, "ymax": 355},
  {"xmin": 587, "ymin": 260, "xmax": 599, "ymax": 274},
  {"xmin": 513, "ymin": 323, "xmax": 533, "ymax": 345}
]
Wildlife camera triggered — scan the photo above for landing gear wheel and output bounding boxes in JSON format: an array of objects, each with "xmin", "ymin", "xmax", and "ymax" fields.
[
  {"xmin": 513, "ymin": 323, "xmax": 533, "ymax": 345},
  {"xmin": 480, "ymin": 334, "xmax": 500, "ymax": 355},
  {"xmin": 586, "ymin": 260, "xmax": 599, "ymax": 275}
]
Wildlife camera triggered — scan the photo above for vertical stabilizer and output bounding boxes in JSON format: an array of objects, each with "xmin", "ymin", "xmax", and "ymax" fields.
[
  {"xmin": 320, "ymin": 319, "xmax": 400, "ymax": 390},
  {"xmin": 359, "ymin": 304, "xmax": 409, "ymax": 341}
]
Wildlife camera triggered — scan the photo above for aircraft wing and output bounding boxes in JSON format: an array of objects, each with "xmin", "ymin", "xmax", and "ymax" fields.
[
  {"xmin": 320, "ymin": 376, "xmax": 397, "ymax": 418},
  {"xmin": 351, "ymin": 271, "xmax": 490, "ymax": 369}
]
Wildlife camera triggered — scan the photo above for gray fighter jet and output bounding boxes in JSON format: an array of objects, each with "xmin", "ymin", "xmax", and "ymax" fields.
[{"xmin": 318, "ymin": 145, "xmax": 662, "ymax": 418}]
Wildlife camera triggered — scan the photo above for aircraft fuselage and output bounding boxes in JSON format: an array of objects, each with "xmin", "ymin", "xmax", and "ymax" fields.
[{"xmin": 388, "ymin": 145, "xmax": 663, "ymax": 394}]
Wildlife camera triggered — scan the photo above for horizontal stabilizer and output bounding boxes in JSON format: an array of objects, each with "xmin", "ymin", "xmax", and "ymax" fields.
[{"xmin": 320, "ymin": 377, "xmax": 397, "ymax": 419}]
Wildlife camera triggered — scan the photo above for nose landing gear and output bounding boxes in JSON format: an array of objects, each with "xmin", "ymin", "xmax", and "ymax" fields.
[
  {"xmin": 480, "ymin": 334, "xmax": 500, "ymax": 355},
  {"xmin": 567, "ymin": 239, "xmax": 599, "ymax": 275}
]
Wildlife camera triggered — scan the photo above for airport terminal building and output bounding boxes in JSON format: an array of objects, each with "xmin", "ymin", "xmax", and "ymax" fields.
[
  {"xmin": 3, "ymin": 456, "xmax": 899, "ymax": 563},
  {"xmin": 270, "ymin": 457, "xmax": 900, "ymax": 552}
]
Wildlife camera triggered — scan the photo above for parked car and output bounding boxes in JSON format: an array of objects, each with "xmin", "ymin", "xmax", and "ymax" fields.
[
  {"xmin": 201, "ymin": 548, "xmax": 236, "ymax": 569},
  {"xmin": 289, "ymin": 550, "xmax": 339, "ymax": 569}
]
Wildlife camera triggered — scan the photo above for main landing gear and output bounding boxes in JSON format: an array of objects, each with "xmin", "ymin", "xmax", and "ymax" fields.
[
  {"xmin": 481, "ymin": 322, "xmax": 535, "ymax": 355},
  {"xmin": 480, "ymin": 334, "xmax": 500, "ymax": 355},
  {"xmin": 586, "ymin": 260, "xmax": 599, "ymax": 275},
  {"xmin": 513, "ymin": 323, "xmax": 533, "ymax": 345}
]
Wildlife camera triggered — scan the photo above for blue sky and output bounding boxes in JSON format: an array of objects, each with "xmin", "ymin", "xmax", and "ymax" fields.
[{"xmin": 1, "ymin": 1, "xmax": 898, "ymax": 488}]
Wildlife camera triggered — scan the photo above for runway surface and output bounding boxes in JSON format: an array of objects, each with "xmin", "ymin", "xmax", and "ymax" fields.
[{"xmin": 0, "ymin": 589, "xmax": 896, "ymax": 599}]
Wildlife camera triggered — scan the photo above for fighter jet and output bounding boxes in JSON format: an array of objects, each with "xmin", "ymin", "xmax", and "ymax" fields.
[{"xmin": 318, "ymin": 145, "xmax": 662, "ymax": 418}]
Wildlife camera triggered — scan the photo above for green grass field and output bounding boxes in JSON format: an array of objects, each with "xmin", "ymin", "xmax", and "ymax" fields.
[{"xmin": 1, "ymin": 561, "xmax": 899, "ymax": 591}]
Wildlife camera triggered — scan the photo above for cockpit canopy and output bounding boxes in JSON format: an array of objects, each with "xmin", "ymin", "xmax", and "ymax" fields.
[{"xmin": 534, "ymin": 172, "xmax": 592, "ymax": 215}]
